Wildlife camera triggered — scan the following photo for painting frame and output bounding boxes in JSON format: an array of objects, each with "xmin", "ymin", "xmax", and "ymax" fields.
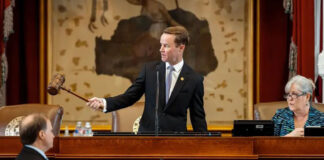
[{"xmin": 45, "ymin": 0, "xmax": 255, "ymax": 131}]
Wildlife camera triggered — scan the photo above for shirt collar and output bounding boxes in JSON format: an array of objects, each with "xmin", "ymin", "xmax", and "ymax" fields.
[
  {"xmin": 165, "ymin": 60, "xmax": 184, "ymax": 73},
  {"xmin": 25, "ymin": 145, "xmax": 48, "ymax": 160}
]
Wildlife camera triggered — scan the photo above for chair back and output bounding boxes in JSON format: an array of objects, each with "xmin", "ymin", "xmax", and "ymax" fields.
[
  {"xmin": 254, "ymin": 101, "xmax": 324, "ymax": 120},
  {"xmin": 0, "ymin": 104, "xmax": 63, "ymax": 136},
  {"xmin": 111, "ymin": 102, "xmax": 144, "ymax": 132}
]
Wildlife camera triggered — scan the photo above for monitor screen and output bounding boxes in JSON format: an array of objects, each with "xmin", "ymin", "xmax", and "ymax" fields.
[
  {"xmin": 305, "ymin": 126, "xmax": 324, "ymax": 136},
  {"xmin": 232, "ymin": 120, "xmax": 274, "ymax": 136}
]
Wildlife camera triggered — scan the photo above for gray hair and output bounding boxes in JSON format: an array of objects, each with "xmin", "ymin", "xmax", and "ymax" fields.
[{"xmin": 285, "ymin": 75, "xmax": 315, "ymax": 101}]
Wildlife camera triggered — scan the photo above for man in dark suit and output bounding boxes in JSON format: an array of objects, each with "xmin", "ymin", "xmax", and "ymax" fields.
[
  {"xmin": 87, "ymin": 26, "xmax": 207, "ymax": 132},
  {"xmin": 16, "ymin": 113, "xmax": 54, "ymax": 160}
]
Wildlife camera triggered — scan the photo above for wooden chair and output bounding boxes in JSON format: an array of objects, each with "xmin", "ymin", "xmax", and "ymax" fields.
[
  {"xmin": 111, "ymin": 102, "xmax": 144, "ymax": 132},
  {"xmin": 0, "ymin": 104, "xmax": 64, "ymax": 136}
]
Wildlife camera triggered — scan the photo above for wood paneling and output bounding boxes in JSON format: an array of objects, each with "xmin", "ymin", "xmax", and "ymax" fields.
[
  {"xmin": 57, "ymin": 137, "xmax": 254, "ymax": 159},
  {"xmin": 2, "ymin": 136, "xmax": 324, "ymax": 159}
]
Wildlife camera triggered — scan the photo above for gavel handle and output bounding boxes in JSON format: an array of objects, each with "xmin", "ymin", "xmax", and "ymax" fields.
[
  {"xmin": 60, "ymin": 87, "xmax": 89, "ymax": 102},
  {"xmin": 60, "ymin": 87, "xmax": 103, "ymax": 110}
]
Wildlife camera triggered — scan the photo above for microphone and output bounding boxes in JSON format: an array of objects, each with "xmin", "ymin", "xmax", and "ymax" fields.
[{"xmin": 155, "ymin": 64, "xmax": 160, "ymax": 136}]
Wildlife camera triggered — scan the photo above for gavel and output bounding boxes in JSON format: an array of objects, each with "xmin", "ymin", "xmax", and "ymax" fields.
[
  {"xmin": 47, "ymin": 73, "xmax": 89, "ymax": 102},
  {"xmin": 48, "ymin": 73, "xmax": 104, "ymax": 110}
]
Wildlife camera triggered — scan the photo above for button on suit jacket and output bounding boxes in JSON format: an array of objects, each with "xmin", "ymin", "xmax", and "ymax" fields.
[{"xmin": 105, "ymin": 61, "xmax": 207, "ymax": 132}]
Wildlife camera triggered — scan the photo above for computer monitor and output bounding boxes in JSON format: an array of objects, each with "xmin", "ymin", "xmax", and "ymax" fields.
[
  {"xmin": 232, "ymin": 120, "xmax": 274, "ymax": 136},
  {"xmin": 305, "ymin": 126, "xmax": 324, "ymax": 136}
]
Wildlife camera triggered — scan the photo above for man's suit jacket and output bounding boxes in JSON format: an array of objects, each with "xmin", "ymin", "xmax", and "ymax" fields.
[
  {"xmin": 106, "ymin": 61, "xmax": 207, "ymax": 132},
  {"xmin": 16, "ymin": 146, "xmax": 47, "ymax": 160}
]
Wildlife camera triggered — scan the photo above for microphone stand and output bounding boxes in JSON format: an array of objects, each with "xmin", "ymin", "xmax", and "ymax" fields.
[{"xmin": 155, "ymin": 70, "xmax": 159, "ymax": 136}]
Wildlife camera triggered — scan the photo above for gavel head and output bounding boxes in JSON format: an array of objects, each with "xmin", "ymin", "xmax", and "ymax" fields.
[{"xmin": 48, "ymin": 73, "xmax": 65, "ymax": 95}]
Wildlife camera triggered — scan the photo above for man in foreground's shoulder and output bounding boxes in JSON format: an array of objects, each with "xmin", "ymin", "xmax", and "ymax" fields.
[{"xmin": 16, "ymin": 113, "xmax": 54, "ymax": 160}]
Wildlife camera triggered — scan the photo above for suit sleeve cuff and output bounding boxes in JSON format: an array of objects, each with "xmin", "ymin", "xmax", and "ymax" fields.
[{"xmin": 101, "ymin": 98, "xmax": 108, "ymax": 112}]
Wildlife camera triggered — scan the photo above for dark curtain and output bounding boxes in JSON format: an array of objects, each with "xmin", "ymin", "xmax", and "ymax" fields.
[
  {"xmin": 291, "ymin": 0, "xmax": 315, "ymax": 101},
  {"xmin": 292, "ymin": 0, "xmax": 315, "ymax": 79},
  {"xmin": 6, "ymin": 0, "xmax": 40, "ymax": 104},
  {"xmin": 257, "ymin": 0, "xmax": 316, "ymax": 103},
  {"xmin": 257, "ymin": 0, "xmax": 291, "ymax": 103}
]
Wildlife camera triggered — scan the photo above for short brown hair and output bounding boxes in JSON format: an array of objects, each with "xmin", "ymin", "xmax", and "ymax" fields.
[
  {"xmin": 19, "ymin": 114, "xmax": 48, "ymax": 145},
  {"xmin": 163, "ymin": 26, "xmax": 189, "ymax": 46}
]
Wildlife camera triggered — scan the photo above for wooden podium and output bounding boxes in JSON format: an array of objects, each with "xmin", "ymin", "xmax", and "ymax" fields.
[{"xmin": 1, "ymin": 136, "xmax": 324, "ymax": 159}]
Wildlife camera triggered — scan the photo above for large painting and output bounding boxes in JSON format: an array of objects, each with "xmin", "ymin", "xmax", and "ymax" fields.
[{"xmin": 47, "ymin": 0, "xmax": 253, "ymax": 129}]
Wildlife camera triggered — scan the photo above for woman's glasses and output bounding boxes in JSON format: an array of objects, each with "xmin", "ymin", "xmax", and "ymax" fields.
[{"xmin": 284, "ymin": 92, "xmax": 306, "ymax": 100}]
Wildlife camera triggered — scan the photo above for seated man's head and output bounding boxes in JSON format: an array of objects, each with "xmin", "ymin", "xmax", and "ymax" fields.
[{"xmin": 19, "ymin": 113, "xmax": 54, "ymax": 152}]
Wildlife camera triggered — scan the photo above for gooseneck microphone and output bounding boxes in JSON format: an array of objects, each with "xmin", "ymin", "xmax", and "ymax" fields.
[{"xmin": 155, "ymin": 64, "xmax": 160, "ymax": 136}]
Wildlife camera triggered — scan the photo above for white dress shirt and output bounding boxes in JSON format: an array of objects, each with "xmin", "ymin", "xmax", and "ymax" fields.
[{"xmin": 165, "ymin": 60, "xmax": 184, "ymax": 98}]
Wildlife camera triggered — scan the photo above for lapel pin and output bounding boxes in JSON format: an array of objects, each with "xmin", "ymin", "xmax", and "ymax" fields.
[{"xmin": 180, "ymin": 77, "xmax": 184, "ymax": 81}]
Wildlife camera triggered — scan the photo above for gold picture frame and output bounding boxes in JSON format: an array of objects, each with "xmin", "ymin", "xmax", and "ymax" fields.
[{"xmin": 44, "ymin": 0, "xmax": 254, "ymax": 131}]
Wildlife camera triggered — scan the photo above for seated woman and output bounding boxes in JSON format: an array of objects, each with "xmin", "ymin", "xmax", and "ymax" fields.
[{"xmin": 272, "ymin": 75, "xmax": 324, "ymax": 136}]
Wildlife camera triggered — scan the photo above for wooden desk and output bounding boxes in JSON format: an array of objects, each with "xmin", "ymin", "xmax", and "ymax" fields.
[
  {"xmin": 56, "ymin": 136, "xmax": 255, "ymax": 159},
  {"xmin": 255, "ymin": 137, "xmax": 324, "ymax": 159},
  {"xmin": 1, "ymin": 136, "xmax": 324, "ymax": 159}
]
